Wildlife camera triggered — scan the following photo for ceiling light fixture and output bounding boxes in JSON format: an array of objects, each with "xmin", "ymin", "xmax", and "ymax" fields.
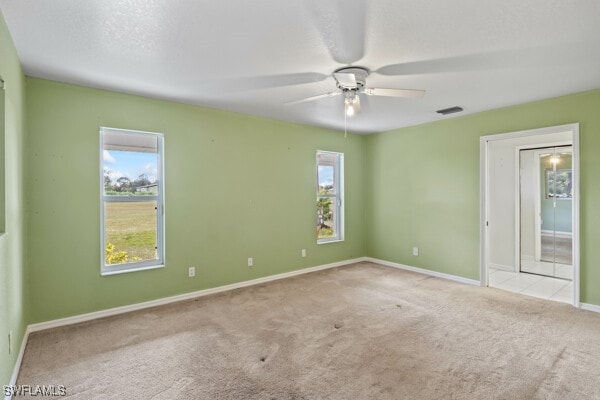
[
  {"xmin": 345, "ymin": 100, "xmax": 356, "ymax": 116},
  {"xmin": 344, "ymin": 91, "xmax": 359, "ymax": 117},
  {"xmin": 343, "ymin": 91, "xmax": 360, "ymax": 138}
]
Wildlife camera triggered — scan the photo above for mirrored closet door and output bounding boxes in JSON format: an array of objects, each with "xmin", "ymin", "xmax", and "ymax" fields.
[{"xmin": 519, "ymin": 146, "xmax": 573, "ymax": 279}]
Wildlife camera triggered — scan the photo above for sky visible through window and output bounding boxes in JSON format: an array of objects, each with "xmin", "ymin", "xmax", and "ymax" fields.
[
  {"xmin": 318, "ymin": 165, "xmax": 334, "ymax": 187},
  {"xmin": 104, "ymin": 150, "xmax": 158, "ymax": 183}
]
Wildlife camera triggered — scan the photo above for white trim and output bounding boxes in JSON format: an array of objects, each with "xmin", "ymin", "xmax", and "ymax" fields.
[
  {"xmin": 101, "ymin": 263, "xmax": 165, "ymax": 276},
  {"xmin": 316, "ymin": 239, "xmax": 344, "ymax": 245},
  {"xmin": 101, "ymin": 126, "xmax": 164, "ymax": 137},
  {"xmin": 480, "ymin": 123, "xmax": 580, "ymax": 307},
  {"xmin": 365, "ymin": 257, "xmax": 480, "ymax": 286},
  {"xmin": 27, "ymin": 257, "xmax": 367, "ymax": 333},
  {"xmin": 581, "ymin": 303, "xmax": 600, "ymax": 314},
  {"xmin": 480, "ymin": 138, "xmax": 489, "ymax": 287},
  {"xmin": 572, "ymin": 125, "xmax": 581, "ymax": 308},
  {"xmin": 514, "ymin": 146, "xmax": 520, "ymax": 273},
  {"xmin": 6, "ymin": 327, "xmax": 30, "ymax": 400},
  {"xmin": 479, "ymin": 124, "xmax": 578, "ymax": 143}
]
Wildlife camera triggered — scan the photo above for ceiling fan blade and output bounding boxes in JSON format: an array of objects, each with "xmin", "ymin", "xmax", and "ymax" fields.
[
  {"xmin": 305, "ymin": 0, "xmax": 367, "ymax": 64},
  {"xmin": 333, "ymin": 72, "xmax": 357, "ymax": 88},
  {"xmin": 198, "ymin": 72, "xmax": 329, "ymax": 94},
  {"xmin": 375, "ymin": 43, "xmax": 595, "ymax": 77},
  {"xmin": 375, "ymin": 57, "xmax": 478, "ymax": 77},
  {"xmin": 285, "ymin": 91, "xmax": 341, "ymax": 106},
  {"xmin": 364, "ymin": 88, "xmax": 426, "ymax": 99}
]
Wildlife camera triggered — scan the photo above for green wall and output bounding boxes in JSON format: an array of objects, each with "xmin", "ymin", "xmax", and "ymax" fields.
[
  {"xmin": 366, "ymin": 89, "xmax": 600, "ymax": 305},
  {"xmin": 0, "ymin": 11, "xmax": 27, "ymax": 387},
  {"xmin": 25, "ymin": 78, "xmax": 366, "ymax": 324}
]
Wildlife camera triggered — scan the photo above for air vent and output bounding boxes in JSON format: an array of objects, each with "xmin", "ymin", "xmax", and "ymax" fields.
[{"xmin": 436, "ymin": 106, "xmax": 463, "ymax": 115}]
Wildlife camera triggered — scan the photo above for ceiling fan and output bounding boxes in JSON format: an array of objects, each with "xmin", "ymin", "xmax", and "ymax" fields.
[
  {"xmin": 285, "ymin": 66, "xmax": 425, "ymax": 117},
  {"xmin": 194, "ymin": 0, "xmax": 575, "ymax": 131}
]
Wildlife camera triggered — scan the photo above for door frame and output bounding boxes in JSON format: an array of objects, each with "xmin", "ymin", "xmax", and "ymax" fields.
[{"xmin": 480, "ymin": 123, "xmax": 580, "ymax": 307}]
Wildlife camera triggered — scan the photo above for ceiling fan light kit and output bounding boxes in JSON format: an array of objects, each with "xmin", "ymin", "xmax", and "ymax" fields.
[
  {"xmin": 344, "ymin": 91, "xmax": 360, "ymax": 116},
  {"xmin": 286, "ymin": 65, "xmax": 426, "ymax": 120}
]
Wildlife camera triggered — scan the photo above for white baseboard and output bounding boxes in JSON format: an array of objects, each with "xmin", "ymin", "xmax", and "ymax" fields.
[
  {"xmin": 28, "ymin": 257, "xmax": 367, "ymax": 333},
  {"xmin": 365, "ymin": 257, "xmax": 480, "ymax": 286},
  {"xmin": 489, "ymin": 263, "xmax": 515, "ymax": 272},
  {"xmin": 580, "ymin": 303, "xmax": 600, "ymax": 314},
  {"xmin": 6, "ymin": 327, "xmax": 30, "ymax": 400}
]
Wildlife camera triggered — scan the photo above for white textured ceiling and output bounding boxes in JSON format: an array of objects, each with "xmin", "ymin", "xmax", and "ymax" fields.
[{"xmin": 1, "ymin": 0, "xmax": 600, "ymax": 134}]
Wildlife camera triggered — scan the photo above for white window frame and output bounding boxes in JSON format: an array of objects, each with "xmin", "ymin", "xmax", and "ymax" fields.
[
  {"xmin": 0, "ymin": 77, "xmax": 5, "ymax": 235},
  {"xmin": 100, "ymin": 127, "xmax": 165, "ymax": 275},
  {"xmin": 317, "ymin": 150, "xmax": 344, "ymax": 244}
]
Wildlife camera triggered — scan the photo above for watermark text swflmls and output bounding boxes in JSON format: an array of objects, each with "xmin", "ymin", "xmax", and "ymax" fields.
[{"xmin": 3, "ymin": 385, "xmax": 66, "ymax": 397}]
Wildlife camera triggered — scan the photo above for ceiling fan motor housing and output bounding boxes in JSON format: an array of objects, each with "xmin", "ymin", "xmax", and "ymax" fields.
[{"xmin": 334, "ymin": 66, "xmax": 369, "ymax": 90}]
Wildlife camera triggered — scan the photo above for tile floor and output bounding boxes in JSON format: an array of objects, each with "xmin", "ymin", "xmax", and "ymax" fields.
[
  {"xmin": 489, "ymin": 268, "xmax": 573, "ymax": 304},
  {"xmin": 520, "ymin": 260, "xmax": 573, "ymax": 280}
]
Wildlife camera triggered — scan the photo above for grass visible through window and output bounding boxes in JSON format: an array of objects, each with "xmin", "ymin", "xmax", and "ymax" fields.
[{"xmin": 105, "ymin": 202, "xmax": 157, "ymax": 264}]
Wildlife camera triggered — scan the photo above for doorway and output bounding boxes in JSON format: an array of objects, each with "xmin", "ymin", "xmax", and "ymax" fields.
[{"xmin": 480, "ymin": 124, "xmax": 579, "ymax": 306}]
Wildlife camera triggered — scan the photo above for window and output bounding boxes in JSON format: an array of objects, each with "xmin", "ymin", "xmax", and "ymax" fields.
[
  {"xmin": 100, "ymin": 127, "xmax": 164, "ymax": 274},
  {"xmin": 316, "ymin": 150, "xmax": 344, "ymax": 243}
]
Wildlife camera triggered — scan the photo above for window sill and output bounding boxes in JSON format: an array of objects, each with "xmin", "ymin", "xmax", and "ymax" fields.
[
  {"xmin": 317, "ymin": 239, "xmax": 344, "ymax": 245},
  {"xmin": 101, "ymin": 263, "xmax": 164, "ymax": 276}
]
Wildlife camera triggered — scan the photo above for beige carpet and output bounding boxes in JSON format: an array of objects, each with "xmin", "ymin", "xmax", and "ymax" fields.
[{"xmin": 17, "ymin": 262, "xmax": 600, "ymax": 399}]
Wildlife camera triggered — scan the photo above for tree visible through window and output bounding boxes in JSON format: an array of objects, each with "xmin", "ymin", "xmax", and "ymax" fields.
[
  {"xmin": 317, "ymin": 151, "xmax": 344, "ymax": 243},
  {"xmin": 101, "ymin": 127, "xmax": 164, "ymax": 274}
]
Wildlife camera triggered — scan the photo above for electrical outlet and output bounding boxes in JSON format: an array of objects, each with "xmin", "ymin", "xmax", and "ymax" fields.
[
  {"xmin": 248, "ymin": 257, "xmax": 253, "ymax": 267},
  {"xmin": 188, "ymin": 267, "xmax": 196, "ymax": 278},
  {"xmin": 301, "ymin": 249, "xmax": 307, "ymax": 258},
  {"xmin": 412, "ymin": 247, "xmax": 419, "ymax": 256},
  {"xmin": 8, "ymin": 330, "xmax": 12, "ymax": 355}
]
